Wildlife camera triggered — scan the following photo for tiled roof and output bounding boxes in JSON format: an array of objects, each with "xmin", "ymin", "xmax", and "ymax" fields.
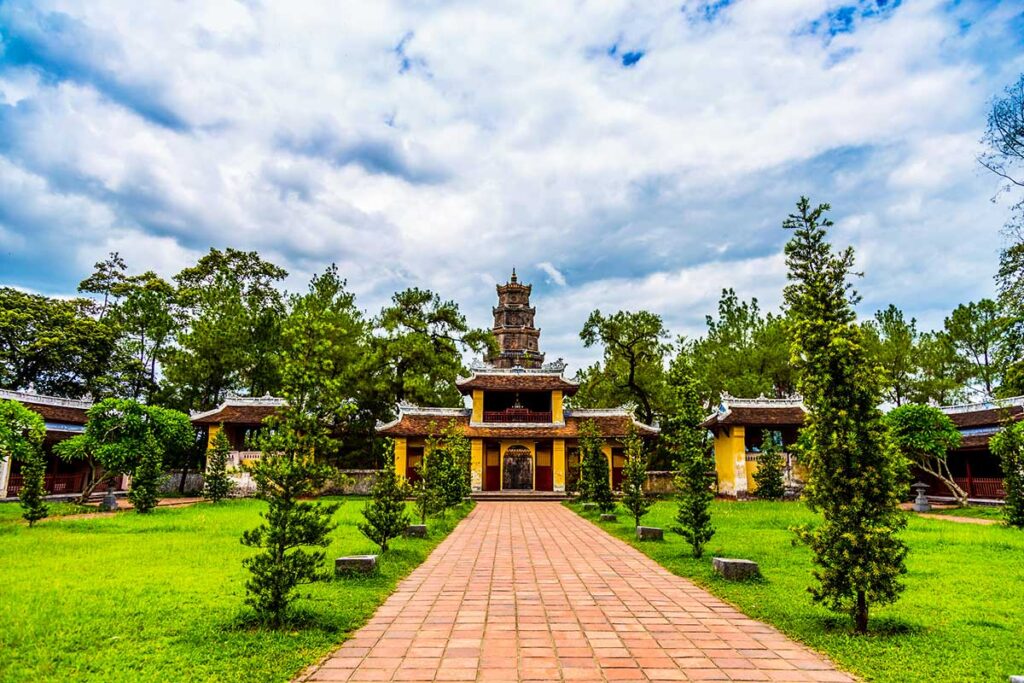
[
  {"xmin": 377, "ymin": 406, "xmax": 657, "ymax": 438},
  {"xmin": 456, "ymin": 370, "xmax": 579, "ymax": 395},
  {"xmin": 191, "ymin": 396, "xmax": 286, "ymax": 425},
  {"xmin": 941, "ymin": 397, "xmax": 1024, "ymax": 429},
  {"xmin": 700, "ymin": 396, "xmax": 806, "ymax": 429},
  {"xmin": 0, "ymin": 389, "xmax": 92, "ymax": 425}
]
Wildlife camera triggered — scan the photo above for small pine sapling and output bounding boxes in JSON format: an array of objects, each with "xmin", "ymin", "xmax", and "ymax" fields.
[
  {"xmin": 359, "ymin": 452, "xmax": 410, "ymax": 552},
  {"xmin": 620, "ymin": 429, "xmax": 650, "ymax": 528},
  {"xmin": 128, "ymin": 436, "xmax": 165, "ymax": 513},
  {"xmin": 674, "ymin": 442, "xmax": 715, "ymax": 558},
  {"xmin": 203, "ymin": 425, "xmax": 235, "ymax": 503},
  {"xmin": 991, "ymin": 419, "xmax": 1024, "ymax": 529},
  {"xmin": 752, "ymin": 430, "xmax": 786, "ymax": 501},
  {"xmin": 579, "ymin": 419, "xmax": 614, "ymax": 512},
  {"xmin": 0, "ymin": 400, "xmax": 49, "ymax": 526}
]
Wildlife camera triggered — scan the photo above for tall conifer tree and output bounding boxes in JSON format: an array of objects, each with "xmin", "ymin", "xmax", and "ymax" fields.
[{"xmin": 783, "ymin": 197, "xmax": 909, "ymax": 634}]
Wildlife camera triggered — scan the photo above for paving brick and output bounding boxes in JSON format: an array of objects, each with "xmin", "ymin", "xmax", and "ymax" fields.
[{"xmin": 297, "ymin": 503, "xmax": 852, "ymax": 682}]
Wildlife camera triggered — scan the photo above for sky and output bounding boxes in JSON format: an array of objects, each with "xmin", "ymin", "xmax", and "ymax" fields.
[{"xmin": 1, "ymin": 0, "xmax": 1023, "ymax": 372}]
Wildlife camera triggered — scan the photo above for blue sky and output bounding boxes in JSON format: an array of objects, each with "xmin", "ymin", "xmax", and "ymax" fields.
[{"xmin": 1, "ymin": 0, "xmax": 1023, "ymax": 369}]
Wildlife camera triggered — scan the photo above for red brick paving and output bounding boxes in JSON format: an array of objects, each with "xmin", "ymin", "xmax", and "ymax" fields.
[{"xmin": 299, "ymin": 502, "xmax": 854, "ymax": 682}]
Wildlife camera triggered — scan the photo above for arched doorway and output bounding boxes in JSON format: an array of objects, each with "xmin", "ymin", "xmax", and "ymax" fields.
[{"xmin": 503, "ymin": 445, "xmax": 533, "ymax": 490}]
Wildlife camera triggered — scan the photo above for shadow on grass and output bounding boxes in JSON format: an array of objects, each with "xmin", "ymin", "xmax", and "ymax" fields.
[{"xmin": 818, "ymin": 614, "xmax": 922, "ymax": 637}]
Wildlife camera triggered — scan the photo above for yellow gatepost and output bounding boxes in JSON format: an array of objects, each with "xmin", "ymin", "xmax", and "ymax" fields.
[
  {"xmin": 551, "ymin": 390, "xmax": 564, "ymax": 422},
  {"xmin": 553, "ymin": 439, "xmax": 566, "ymax": 492},
  {"xmin": 601, "ymin": 443, "xmax": 613, "ymax": 488},
  {"xmin": 472, "ymin": 390, "xmax": 484, "ymax": 422},
  {"xmin": 206, "ymin": 423, "xmax": 221, "ymax": 449},
  {"xmin": 394, "ymin": 437, "xmax": 407, "ymax": 478},
  {"xmin": 713, "ymin": 426, "xmax": 746, "ymax": 495},
  {"xmin": 470, "ymin": 438, "xmax": 484, "ymax": 491}
]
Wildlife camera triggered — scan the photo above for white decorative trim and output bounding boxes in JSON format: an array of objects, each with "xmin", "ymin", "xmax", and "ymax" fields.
[
  {"xmin": 940, "ymin": 395, "xmax": 1024, "ymax": 415},
  {"xmin": 190, "ymin": 394, "xmax": 286, "ymax": 420},
  {"xmin": 0, "ymin": 389, "xmax": 93, "ymax": 409},
  {"xmin": 470, "ymin": 421, "xmax": 568, "ymax": 428}
]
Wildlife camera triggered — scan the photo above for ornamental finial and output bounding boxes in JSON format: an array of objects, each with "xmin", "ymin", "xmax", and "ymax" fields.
[{"xmin": 510, "ymin": 267, "xmax": 517, "ymax": 283}]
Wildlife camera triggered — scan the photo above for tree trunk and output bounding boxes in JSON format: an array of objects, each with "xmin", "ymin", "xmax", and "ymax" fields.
[
  {"xmin": 178, "ymin": 467, "xmax": 189, "ymax": 494},
  {"xmin": 855, "ymin": 591, "xmax": 868, "ymax": 634}
]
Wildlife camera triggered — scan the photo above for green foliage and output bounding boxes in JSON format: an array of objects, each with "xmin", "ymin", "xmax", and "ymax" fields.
[
  {"xmin": 241, "ymin": 452, "xmax": 338, "ymax": 627},
  {"xmin": 884, "ymin": 404, "xmax": 964, "ymax": 504},
  {"xmin": 990, "ymin": 419, "xmax": 1024, "ymax": 528},
  {"xmin": 578, "ymin": 419, "xmax": 614, "ymax": 512},
  {"xmin": 690, "ymin": 289, "xmax": 796, "ymax": 406},
  {"xmin": 911, "ymin": 331, "xmax": 968, "ymax": 405},
  {"xmin": 370, "ymin": 288, "xmax": 495, "ymax": 408},
  {"xmin": 203, "ymin": 426, "xmax": 235, "ymax": 503},
  {"xmin": 673, "ymin": 442, "xmax": 715, "ymax": 558},
  {"xmin": 753, "ymin": 430, "xmax": 785, "ymax": 501},
  {"xmin": 0, "ymin": 400, "xmax": 48, "ymax": 525},
  {"xmin": 783, "ymin": 196, "xmax": 909, "ymax": 634},
  {"xmin": 943, "ymin": 299, "xmax": 1009, "ymax": 400},
  {"xmin": 576, "ymin": 309, "xmax": 670, "ymax": 426},
  {"xmin": 359, "ymin": 452, "xmax": 410, "ymax": 552},
  {"xmin": 163, "ymin": 248, "xmax": 288, "ymax": 410},
  {"xmin": 410, "ymin": 453, "xmax": 439, "ymax": 525},
  {"xmin": 862, "ymin": 305, "xmax": 919, "ymax": 407},
  {"xmin": 619, "ymin": 429, "xmax": 650, "ymax": 527},
  {"xmin": 424, "ymin": 419, "xmax": 471, "ymax": 513},
  {"xmin": 0, "ymin": 287, "xmax": 116, "ymax": 398}
]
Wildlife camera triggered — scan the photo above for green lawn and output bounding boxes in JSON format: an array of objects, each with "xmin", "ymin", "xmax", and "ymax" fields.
[
  {"xmin": 0, "ymin": 497, "xmax": 471, "ymax": 683},
  {"xmin": 571, "ymin": 500, "xmax": 1024, "ymax": 683},
  {"xmin": 0, "ymin": 501, "xmax": 94, "ymax": 521},
  {"xmin": 925, "ymin": 505, "xmax": 1004, "ymax": 521}
]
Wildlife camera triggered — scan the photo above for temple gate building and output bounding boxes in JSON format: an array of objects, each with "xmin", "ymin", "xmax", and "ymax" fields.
[{"xmin": 378, "ymin": 271, "xmax": 659, "ymax": 494}]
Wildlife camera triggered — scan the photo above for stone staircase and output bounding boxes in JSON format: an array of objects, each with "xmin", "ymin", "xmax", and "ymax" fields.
[{"xmin": 470, "ymin": 491, "xmax": 570, "ymax": 502}]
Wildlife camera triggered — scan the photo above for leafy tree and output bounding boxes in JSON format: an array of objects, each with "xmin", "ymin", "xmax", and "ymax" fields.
[
  {"xmin": 204, "ymin": 426, "xmax": 235, "ymax": 503},
  {"xmin": 241, "ymin": 449, "xmax": 338, "ymax": 626},
  {"xmin": 78, "ymin": 251, "xmax": 127, "ymax": 319},
  {"xmin": 0, "ymin": 287, "xmax": 116, "ymax": 398},
  {"xmin": 690, "ymin": 290, "xmax": 796, "ymax": 406},
  {"xmin": 54, "ymin": 399, "xmax": 193, "ymax": 513},
  {"xmin": 863, "ymin": 305, "xmax": 919, "ymax": 406},
  {"xmin": 577, "ymin": 310, "xmax": 670, "ymax": 426},
  {"xmin": 577, "ymin": 419, "xmax": 613, "ymax": 512},
  {"xmin": 982, "ymin": 75, "xmax": 1024, "ymax": 273},
  {"xmin": 410, "ymin": 450, "xmax": 439, "ymax": 526},
  {"xmin": 370, "ymin": 288, "xmax": 494, "ymax": 408},
  {"xmin": 884, "ymin": 404, "xmax": 965, "ymax": 505},
  {"xmin": 783, "ymin": 197, "xmax": 909, "ymax": 634},
  {"xmin": 105, "ymin": 272, "xmax": 178, "ymax": 401},
  {"xmin": 619, "ymin": 429, "xmax": 650, "ymax": 527},
  {"xmin": 944, "ymin": 299, "xmax": 1008, "ymax": 400},
  {"xmin": 990, "ymin": 418, "xmax": 1024, "ymax": 528},
  {"xmin": 425, "ymin": 419, "xmax": 471, "ymax": 512},
  {"xmin": 0, "ymin": 400, "xmax": 48, "ymax": 525},
  {"xmin": 752, "ymin": 429, "xmax": 785, "ymax": 501},
  {"xmin": 359, "ymin": 451, "xmax": 410, "ymax": 552},
  {"xmin": 164, "ymin": 248, "xmax": 287, "ymax": 410},
  {"xmin": 910, "ymin": 332, "xmax": 968, "ymax": 406}
]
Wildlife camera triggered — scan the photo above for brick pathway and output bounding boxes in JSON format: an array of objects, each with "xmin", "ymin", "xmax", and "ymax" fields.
[{"xmin": 301, "ymin": 503, "xmax": 854, "ymax": 682}]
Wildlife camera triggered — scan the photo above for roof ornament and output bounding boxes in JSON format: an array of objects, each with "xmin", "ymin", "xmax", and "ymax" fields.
[{"xmin": 510, "ymin": 267, "xmax": 517, "ymax": 283}]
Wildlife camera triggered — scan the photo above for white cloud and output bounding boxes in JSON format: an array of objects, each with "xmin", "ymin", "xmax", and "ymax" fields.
[{"xmin": 537, "ymin": 262, "xmax": 567, "ymax": 286}]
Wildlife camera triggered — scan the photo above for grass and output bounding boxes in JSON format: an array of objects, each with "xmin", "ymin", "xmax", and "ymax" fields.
[
  {"xmin": 570, "ymin": 499, "xmax": 1024, "ymax": 683},
  {"xmin": 0, "ymin": 497, "xmax": 472, "ymax": 683},
  {"xmin": 925, "ymin": 505, "xmax": 1004, "ymax": 521},
  {"xmin": 0, "ymin": 501, "xmax": 94, "ymax": 522}
]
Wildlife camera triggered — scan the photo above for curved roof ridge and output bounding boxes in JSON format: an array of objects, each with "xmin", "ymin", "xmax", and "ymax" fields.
[{"xmin": 0, "ymin": 388, "xmax": 93, "ymax": 409}]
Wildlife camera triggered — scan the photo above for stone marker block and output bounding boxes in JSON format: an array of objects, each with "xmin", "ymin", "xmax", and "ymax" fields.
[
  {"xmin": 636, "ymin": 526, "xmax": 663, "ymax": 541},
  {"xmin": 599, "ymin": 514, "xmax": 617, "ymax": 522},
  {"xmin": 1009, "ymin": 676, "xmax": 1024, "ymax": 683},
  {"xmin": 405, "ymin": 524, "xmax": 428, "ymax": 538},
  {"xmin": 335, "ymin": 555, "xmax": 377, "ymax": 576},
  {"xmin": 581, "ymin": 502, "xmax": 598, "ymax": 511},
  {"xmin": 713, "ymin": 557, "xmax": 760, "ymax": 580}
]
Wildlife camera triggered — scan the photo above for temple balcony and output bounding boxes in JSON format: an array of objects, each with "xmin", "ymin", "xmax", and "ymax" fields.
[{"xmin": 482, "ymin": 409, "xmax": 553, "ymax": 424}]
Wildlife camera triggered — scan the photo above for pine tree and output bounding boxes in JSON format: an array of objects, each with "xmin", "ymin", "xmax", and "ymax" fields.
[
  {"xmin": 128, "ymin": 435, "xmax": 165, "ymax": 513},
  {"xmin": 753, "ymin": 430, "xmax": 785, "ymax": 501},
  {"xmin": 579, "ymin": 419, "xmax": 614, "ymax": 512},
  {"xmin": 0, "ymin": 400, "xmax": 49, "ymax": 526},
  {"xmin": 620, "ymin": 429, "xmax": 650, "ymax": 527},
  {"xmin": 411, "ymin": 447, "xmax": 439, "ymax": 525},
  {"xmin": 241, "ymin": 448, "xmax": 339, "ymax": 626},
  {"xmin": 203, "ymin": 425, "xmax": 235, "ymax": 503},
  {"xmin": 359, "ymin": 452, "xmax": 410, "ymax": 552},
  {"xmin": 783, "ymin": 197, "xmax": 909, "ymax": 634},
  {"xmin": 990, "ymin": 419, "xmax": 1024, "ymax": 528},
  {"xmin": 664, "ymin": 348, "xmax": 715, "ymax": 557}
]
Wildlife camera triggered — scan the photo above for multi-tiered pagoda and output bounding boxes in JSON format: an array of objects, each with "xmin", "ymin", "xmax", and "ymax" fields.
[{"xmin": 378, "ymin": 270, "xmax": 659, "ymax": 494}]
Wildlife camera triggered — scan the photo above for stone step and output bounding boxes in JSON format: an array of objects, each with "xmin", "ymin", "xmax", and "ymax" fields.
[{"xmin": 470, "ymin": 491, "xmax": 569, "ymax": 502}]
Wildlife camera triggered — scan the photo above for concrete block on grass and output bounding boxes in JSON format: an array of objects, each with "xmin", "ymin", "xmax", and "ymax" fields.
[
  {"xmin": 636, "ymin": 526, "xmax": 663, "ymax": 541},
  {"xmin": 404, "ymin": 524, "xmax": 428, "ymax": 538},
  {"xmin": 335, "ymin": 555, "xmax": 377, "ymax": 576},
  {"xmin": 599, "ymin": 514, "xmax": 617, "ymax": 522},
  {"xmin": 581, "ymin": 502, "xmax": 598, "ymax": 511},
  {"xmin": 712, "ymin": 557, "xmax": 760, "ymax": 580}
]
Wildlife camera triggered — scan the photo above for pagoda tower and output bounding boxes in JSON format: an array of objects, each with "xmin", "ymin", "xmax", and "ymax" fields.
[{"xmin": 486, "ymin": 269, "xmax": 545, "ymax": 369}]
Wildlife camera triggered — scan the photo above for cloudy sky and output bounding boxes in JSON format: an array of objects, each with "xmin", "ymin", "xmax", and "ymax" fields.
[{"xmin": 1, "ymin": 0, "xmax": 1022, "ymax": 370}]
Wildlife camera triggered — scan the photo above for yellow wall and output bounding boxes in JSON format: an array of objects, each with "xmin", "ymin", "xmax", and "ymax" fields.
[
  {"xmin": 601, "ymin": 443, "xmax": 613, "ymax": 487},
  {"xmin": 713, "ymin": 426, "xmax": 747, "ymax": 496},
  {"xmin": 206, "ymin": 423, "xmax": 220, "ymax": 449},
  {"xmin": 745, "ymin": 456, "xmax": 759, "ymax": 493},
  {"xmin": 472, "ymin": 390, "xmax": 484, "ymax": 422},
  {"xmin": 394, "ymin": 437, "xmax": 407, "ymax": 479},
  {"xmin": 551, "ymin": 390, "xmax": 563, "ymax": 423},
  {"xmin": 553, "ymin": 439, "xmax": 566, "ymax": 492},
  {"xmin": 470, "ymin": 438, "xmax": 483, "ymax": 491}
]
